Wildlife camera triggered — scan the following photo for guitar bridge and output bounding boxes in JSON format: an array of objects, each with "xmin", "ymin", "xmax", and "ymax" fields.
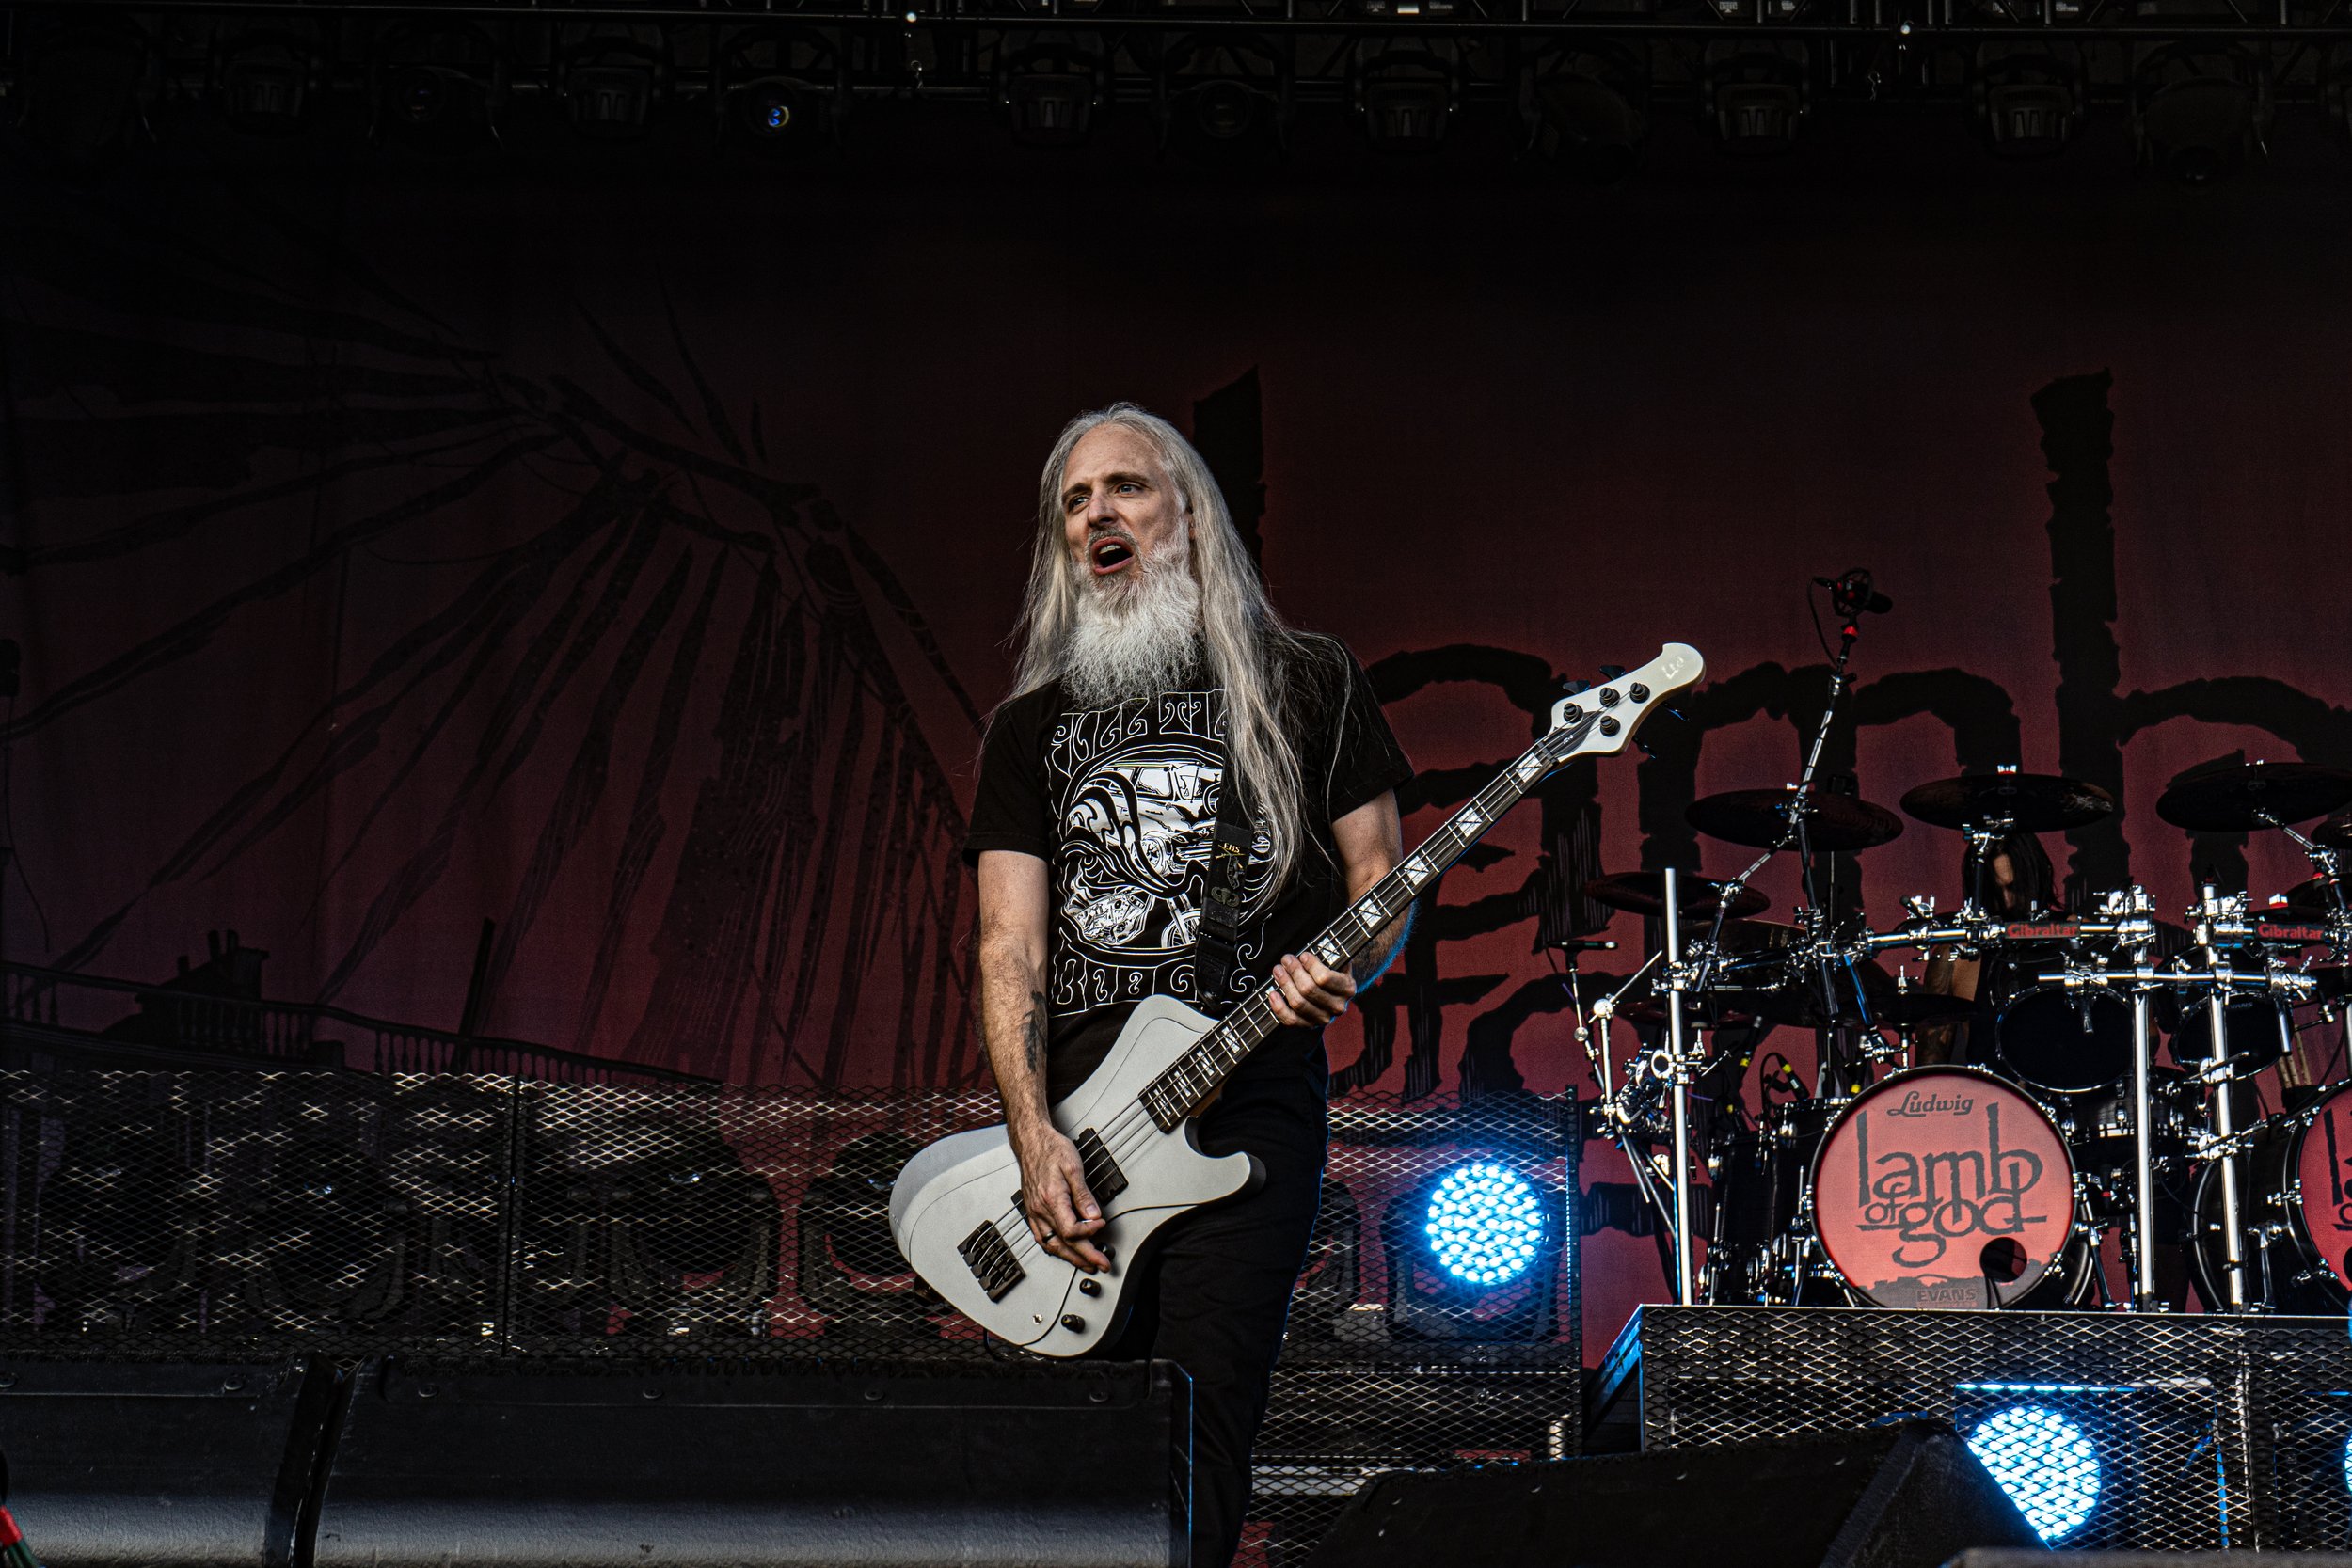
[
  {"xmin": 958, "ymin": 1220, "xmax": 1025, "ymax": 1303},
  {"xmin": 1073, "ymin": 1127, "xmax": 1129, "ymax": 1204}
]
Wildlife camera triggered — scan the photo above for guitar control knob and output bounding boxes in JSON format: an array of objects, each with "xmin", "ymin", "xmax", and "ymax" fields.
[
  {"xmin": 1079, "ymin": 1278, "xmax": 1102, "ymax": 1296},
  {"xmin": 1598, "ymin": 687, "xmax": 1621, "ymax": 707},
  {"xmin": 1060, "ymin": 1314, "xmax": 1086, "ymax": 1332},
  {"xmin": 1599, "ymin": 716, "xmax": 1621, "ymax": 737},
  {"xmin": 1629, "ymin": 683, "xmax": 1650, "ymax": 704}
]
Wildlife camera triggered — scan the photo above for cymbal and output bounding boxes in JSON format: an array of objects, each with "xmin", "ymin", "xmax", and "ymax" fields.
[
  {"xmin": 2317, "ymin": 810, "xmax": 2352, "ymax": 851},
  {"xmin": 2155, "ymin": 762, "xmax": 2352, "ymax": 833},
  {"xmin": 1583, "ymin": 871, "xmax": 1770, "ymax": 922},
  {"xmin": 1685, "ymin": 788, "xmax": 1904, "ymax": 852},
  {"xmin": 1899, "ymin": 773, "xmax": 2115, "ymax": 834}
]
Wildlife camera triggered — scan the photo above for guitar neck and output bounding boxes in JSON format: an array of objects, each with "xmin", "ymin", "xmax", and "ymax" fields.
[{"xmin": 1140, "ymin": 721, "xmax": 1589, "ymax": 1129}]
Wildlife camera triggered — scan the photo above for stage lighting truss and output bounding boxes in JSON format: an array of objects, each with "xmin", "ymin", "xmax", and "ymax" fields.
[
  {"xmin": 1962, "ymin": 1401, "xmax": 2105, "ymax": 1544},
  {"xmin": 22, "ymin": 5, "xmax": 2352, "ymax": 167},
  {"xmin": 1378, "ymin": 1155, "xmax": 1564, "ymax": 1343},
  {"xmin": 372, "ymin": 21, "xmax": 502, "ymax": 150},
  {"xmin": 718, "ymin": 28, "xmax": 848, "ymax": 153}
]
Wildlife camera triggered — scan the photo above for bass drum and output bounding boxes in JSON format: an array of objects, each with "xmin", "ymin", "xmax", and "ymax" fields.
[
  {"xmin": 2190, "ymin": 1082, "xmax": 2352, "ymax": 1313},
  {"xmin": 1812, "ymin": 1067, "xmax": 2078, "ymax": 1309},
  {"xmin": 1995, "ymin": 983, "xmax": 2134, "ymax": 1093}
]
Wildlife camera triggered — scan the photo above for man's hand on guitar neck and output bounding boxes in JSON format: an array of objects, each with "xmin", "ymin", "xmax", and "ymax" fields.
[{"xmin": 1009, "ymin": 1117, "xmax": 1112, "ymax": 1274}]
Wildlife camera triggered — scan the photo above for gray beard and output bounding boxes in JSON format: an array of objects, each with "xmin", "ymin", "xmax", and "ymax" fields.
[{"xmin": 1060, "ymin": 551, "xmax": 1203, "ymax": 710}]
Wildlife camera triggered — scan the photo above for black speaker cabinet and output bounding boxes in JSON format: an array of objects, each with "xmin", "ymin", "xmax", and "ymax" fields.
[
  {"xmin": 0, "ymin": 1357, "xmax": 338, "ymax": 1568},
  {"xmin": 312, "ymin": 1356, "xmax": 1191, "ymax": 1568},
  {"xmin": 1309, "ymin": 1420, "xmax": 2044, "ymax": 1568}
]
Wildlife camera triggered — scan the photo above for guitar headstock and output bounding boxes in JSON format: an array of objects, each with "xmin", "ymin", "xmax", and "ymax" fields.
[{"xmin": 1539, "ymin": 643, "xmax": 1704, "ymax": 772}]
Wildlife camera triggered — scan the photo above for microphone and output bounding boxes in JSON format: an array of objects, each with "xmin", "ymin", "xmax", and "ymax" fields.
[{"xmin": 1813, "ymin": 569, "xmax": 1893, "ymax": 617}]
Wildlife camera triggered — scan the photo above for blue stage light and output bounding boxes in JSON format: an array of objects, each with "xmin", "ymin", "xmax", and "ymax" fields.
[
  {"xmin": 2341, "ymin": 1431, "xmax": 2352, "ymax": 1496},
  {"xmin": 1422, "ymin": 1161, "xmax": 1544, "ymax": 1287},
  {"xmin": 1965, "ymin": 1404, "xmax": 2102, "ymax": 1543}
]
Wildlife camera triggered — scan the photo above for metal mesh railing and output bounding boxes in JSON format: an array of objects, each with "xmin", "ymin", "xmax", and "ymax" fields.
[
  {"xmin": 1614, "ymin": 1303, "xmax": 2352, "ymax": 1552},
  {"xmin": 0, "ymin": 1068, "xmax": 1580, "ymax": 1561}
]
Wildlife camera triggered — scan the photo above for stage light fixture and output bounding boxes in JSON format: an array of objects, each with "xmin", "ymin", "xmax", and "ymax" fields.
[
  {"xmin": 1156, "ymin": 37, "xmax": 1290, "ymax": 165},
  {"xmin": 562, "ymin": 34, "xmax": 669, "ymax": 142},
  {"xmin": 1527, "ymin": 47, "xmax": 1646, "ymax": 182},
  {"xmin": 213, "ymin": 34, "xmax": 319, "ymax": 136},
  {"xmin": 1423, "ymin": 1161, "xmax": 1545, "ymax": 1286},
  {"xmin": 1356, "ymin": 50, "xmax": 1455, "ymax": 152},
  {"xmin": 1964, "ymin": 1404, "xmax": 2103, "ymax": 1544},
  {"xmin": 1001, "ymin": 46, "xmax": 1104, "ymax": 147},
  {"xmin": 17, "ymin": 22, "xmax": 146, "ymax": 164},
  {"xmin": 2134, "ymin": 43, "xmax": 2268, "ymax": 185},
  {"xmin": 2342, "ymin": 1430, "xmax": 2352, "ymax": 1495},
  {"xmin": 1379, "ymin": 1154, "xmax": 1564, "ymax": 1342},
  {"xmin": 1705, "ymin": 45, "xmax": 1808, "ymax": 155},
  {"xmin": 1972, "ymin": 51, "xmax": 2083, "ymax": 157},
  {"xmin": 373, "ymin": 24, "xmax": 501, "ymax": 151},
  {"xmin": 794, "ymin": 1131, "xmax": 939, "ymax": 1341},
  {"xmin": 719, "ymin": 29, "xmax": 847, "ymax": 155}
]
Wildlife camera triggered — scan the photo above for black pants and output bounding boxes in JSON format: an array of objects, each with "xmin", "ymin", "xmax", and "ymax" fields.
[{"xmin": 1099, "ymin": 1048, "xmax": 1328, "ymax": 1568}]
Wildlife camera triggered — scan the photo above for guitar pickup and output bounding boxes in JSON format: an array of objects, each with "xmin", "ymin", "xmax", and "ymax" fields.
[
  {"xmin": 958, "ymin": 1221, "xmax": 1025, "ymax": 1303},
  {"xmin": 1073, "ymin": 1127, "xmax": 1129, "ymax": 1204}
]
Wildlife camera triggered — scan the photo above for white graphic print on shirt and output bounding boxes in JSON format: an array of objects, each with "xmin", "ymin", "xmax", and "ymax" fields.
[{"xmin": 1046, "ymin": 689, "xmax": 1273, "ymax": 1015}]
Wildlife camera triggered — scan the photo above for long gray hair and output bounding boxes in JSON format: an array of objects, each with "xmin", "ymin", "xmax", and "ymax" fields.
[{"xmin": 1009, "ymin": 403, "xmax": 1320, "ymax": 893}]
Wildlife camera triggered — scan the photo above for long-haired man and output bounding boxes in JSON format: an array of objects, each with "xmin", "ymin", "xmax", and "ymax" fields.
[{"xmin": 963, "ymin": 404, "xmax": 1414, "ymax": 1566}]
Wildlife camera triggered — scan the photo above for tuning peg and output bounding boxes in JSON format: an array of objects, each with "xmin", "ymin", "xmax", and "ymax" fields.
[
  {"xmin": 1598, "ymin": 665, "xmax": 1627, "ymax": 681},
  {"xmin": 1560, "ymin": 677, "xmax": 1593, "ymax": 697}
]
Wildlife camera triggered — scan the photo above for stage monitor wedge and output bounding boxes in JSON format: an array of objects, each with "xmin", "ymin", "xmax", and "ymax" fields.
[
  {"xmin": 312, "ymin": 1355, "xmax": 1191, "ymax": 1568},
  {"xmin": 0, "ymin": 1357, "xmax": 341, "ymax": 1568},
  {"xmin": 1308, "ymin": 1420, "xmax": 2044, "ymax": 1568}
]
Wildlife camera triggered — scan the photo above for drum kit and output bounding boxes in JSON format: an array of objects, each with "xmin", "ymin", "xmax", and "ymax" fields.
[{"xmin": 1570, "ymin": 762, "xmax": 2352, "ymax": 1317}]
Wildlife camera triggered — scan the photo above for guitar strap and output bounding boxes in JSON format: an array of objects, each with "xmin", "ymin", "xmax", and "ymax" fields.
[{"xmin": 1193, "ymin": 740, "xmax": 1255, "ymax": 1020}]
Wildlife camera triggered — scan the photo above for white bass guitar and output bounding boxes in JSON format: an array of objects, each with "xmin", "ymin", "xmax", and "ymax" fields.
[{"xmin": 890, "ymin": 642, "xmax": 1705, "ymax": 1354}]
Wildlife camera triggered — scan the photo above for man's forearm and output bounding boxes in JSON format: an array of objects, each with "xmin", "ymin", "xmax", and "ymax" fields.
[
  {"xmin": 1352, "ymin": 903, "xmax": 1414, "ymax": 990},
  {"xmin": 980, "ymin": 935, "xmax": 1055, "ymax": 1135}
]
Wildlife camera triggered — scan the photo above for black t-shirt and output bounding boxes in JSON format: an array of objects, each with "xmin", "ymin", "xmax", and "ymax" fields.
[{"xmin": 963, "ymin": 638, "xmax": 1413, "ymax": 1099}]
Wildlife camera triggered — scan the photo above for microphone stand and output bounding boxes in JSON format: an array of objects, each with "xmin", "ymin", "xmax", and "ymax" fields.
[{"xmin": 1791, "ymin": 611, "xmax": 1864, "ymax": 1097}]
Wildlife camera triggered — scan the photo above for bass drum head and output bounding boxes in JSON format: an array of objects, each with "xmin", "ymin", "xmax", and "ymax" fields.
[
  {"xmin": 1811, "ymin": 1067, "xmax": 2077, "ymax": 1309},
  {"xmin": 2293, "ymin": 1083, "xmax": 2352, "ymax": 1303},
  {"xmin": 2191, "ymin": 1113, "xmax": 2346, "ymax": 1314},
  {"xmin": 1996, "ymin": 984, "xmax": 2135, "ymax": 1093}
]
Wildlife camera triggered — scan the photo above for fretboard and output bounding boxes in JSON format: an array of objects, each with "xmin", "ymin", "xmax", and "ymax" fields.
[{"xmin": 1138, "ymin": 715, "xmax": 1592, "ymax": 1131}]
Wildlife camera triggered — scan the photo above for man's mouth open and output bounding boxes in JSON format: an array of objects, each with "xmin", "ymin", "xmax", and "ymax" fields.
[{"xmin": 1090, "ymin": 535, "xmax": 1136, "ymax": 575}]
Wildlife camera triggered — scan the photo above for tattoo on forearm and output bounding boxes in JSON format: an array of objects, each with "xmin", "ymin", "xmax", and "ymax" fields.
[{"xmin": 1024, "ymin": 990, "xmax": 1048, "ymax": 1075}]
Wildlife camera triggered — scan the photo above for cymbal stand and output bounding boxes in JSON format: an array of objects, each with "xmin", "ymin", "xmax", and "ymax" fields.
[{"xmin": 1663, "ymin": 866, "xmax": 1698, "ymax": 1306}]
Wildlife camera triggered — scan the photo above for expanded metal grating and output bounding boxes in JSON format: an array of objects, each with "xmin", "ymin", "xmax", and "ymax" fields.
[
  {"xmin": 1599, "ymin": 1303, "xmax": 2352, "ymax": 1553},
  {"xmin": 0, "ymin": 1069, "xmax": 1578, "ymax": 1562}
]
